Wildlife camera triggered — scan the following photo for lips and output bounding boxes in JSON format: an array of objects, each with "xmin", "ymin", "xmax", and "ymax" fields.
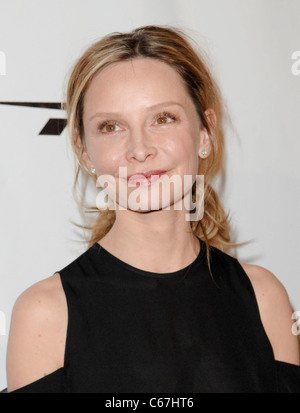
[
  {"xmin": 126, "ymin": 170, "xmax": 167, "ymax": 186},
  {"xmin": 127, "ymin": 170, "xmax": 167, "ymax": 181}
]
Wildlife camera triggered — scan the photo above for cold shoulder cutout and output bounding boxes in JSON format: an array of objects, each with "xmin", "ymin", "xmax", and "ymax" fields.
[{"xmin": 8, "ymin": 238, "xmax": 300, "ymax": 393}]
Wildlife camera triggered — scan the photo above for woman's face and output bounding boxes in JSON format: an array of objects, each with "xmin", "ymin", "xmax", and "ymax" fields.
[{"xmin": 81, "ymin": 57, "xmax": 210, "ymax": 212}]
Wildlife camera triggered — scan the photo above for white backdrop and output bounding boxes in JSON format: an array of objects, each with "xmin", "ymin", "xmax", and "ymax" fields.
[{"xmin": 0, "ymin": 0, "xmax": 299, "ymax": 390}]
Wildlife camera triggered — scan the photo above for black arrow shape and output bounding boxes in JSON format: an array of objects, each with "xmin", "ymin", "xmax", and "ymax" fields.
[
  {"xmin": 39, "ymin": 118, "xmax": 67, "ymax": 135},
  {"xmin": 0, "ymin": 102, "xmax": 67, "ymax": 135},
  {"xmin": 0, "ymin": 102, "xmax": 63, "ymax": 109}
]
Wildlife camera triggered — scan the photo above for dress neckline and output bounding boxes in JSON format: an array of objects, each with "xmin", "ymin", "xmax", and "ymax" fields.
[{"xmin": 91, "ymin": 236, "xmax": 206, "ymax": 279}]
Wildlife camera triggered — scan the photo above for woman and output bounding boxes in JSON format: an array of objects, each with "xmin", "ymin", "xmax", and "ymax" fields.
[{"xmin": 6, "ymin": 25, "xmax": 300, "ymax": 393}]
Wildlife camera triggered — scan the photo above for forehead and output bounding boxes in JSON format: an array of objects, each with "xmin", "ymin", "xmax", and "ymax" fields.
[{"xmin": 83, "ymin": 58, "xmax": 193, "ymax": 113}]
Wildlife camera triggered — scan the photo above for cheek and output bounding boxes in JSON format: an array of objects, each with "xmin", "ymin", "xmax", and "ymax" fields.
[
  {"xmin": 87, "ymin": 140, "xmax": 122, "ymax": 176},
  {"xmin": 168, "ymin": 131, "xmax": 198, "ymax": 171}
]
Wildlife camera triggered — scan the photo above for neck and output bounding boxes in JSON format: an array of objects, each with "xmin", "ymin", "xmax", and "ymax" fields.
[{"xmin": 98, "ymin": 207, "xmax": 200, "ymax": 273}]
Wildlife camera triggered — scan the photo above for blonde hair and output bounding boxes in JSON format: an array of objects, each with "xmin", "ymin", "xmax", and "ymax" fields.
[{"xmin": 65, "ymin": 25, "xmax": 233, "ymax": 260}]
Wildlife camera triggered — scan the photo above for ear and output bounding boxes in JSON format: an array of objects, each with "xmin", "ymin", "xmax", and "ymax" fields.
[
  {"xmin": 198, "ymin": 109, "xmax": 216, "ymax": 159},
  {"xmin": 204, "ymin": 108, "xmax": 217, "ymax": 130}
]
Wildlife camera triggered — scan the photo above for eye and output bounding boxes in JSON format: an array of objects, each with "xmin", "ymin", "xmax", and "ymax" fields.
[
  {"xmin": 98, "ymin": 121, "xmax": 122, "ymax": 134},
  {"xmin": 155, "ymin": 113, "xmax": 177, "ymax": 125}
]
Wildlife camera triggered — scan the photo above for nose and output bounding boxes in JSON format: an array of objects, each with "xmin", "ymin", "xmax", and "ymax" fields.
[{"xmin": 125, "ymin": 127, "xmax": 157, "ymax": 163}]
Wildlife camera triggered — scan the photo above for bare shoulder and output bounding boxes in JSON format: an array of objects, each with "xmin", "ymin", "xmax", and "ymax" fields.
[
  {"xmin": 11, "ymin": 273, "xmax": 66, "ymax": 316},
  {"xmin": 240, "ymin": 263, "xmax": 300, "ymax": 366},
  {"xmin": 240, "ymin": 263, "xmax": 287, "ymax": 303},
  {"xmin": 7, "ymin": 273, "xmax": 67, "ymax": 392}
]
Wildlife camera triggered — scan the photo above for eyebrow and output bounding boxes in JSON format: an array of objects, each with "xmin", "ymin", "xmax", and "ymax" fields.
[{"xmin": 89, "ymin": 101, "xmax": 185, "ymax": 122}]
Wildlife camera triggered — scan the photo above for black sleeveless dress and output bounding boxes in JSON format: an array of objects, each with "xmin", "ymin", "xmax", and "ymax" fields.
[{"xmin": 11, "ymin": 237, "xmax": 300, "ymax": 393}]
